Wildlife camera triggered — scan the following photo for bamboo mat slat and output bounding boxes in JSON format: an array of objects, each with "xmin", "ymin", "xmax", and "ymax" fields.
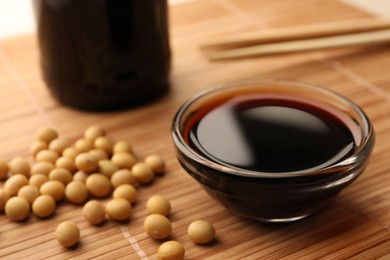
[{"xmin": 1, "ymin": 0, "xmax": 390, "ymax": 259}]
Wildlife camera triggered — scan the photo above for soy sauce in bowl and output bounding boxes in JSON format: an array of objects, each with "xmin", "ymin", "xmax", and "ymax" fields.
[
  {"xmin": 172, "ymin": 79, "xmax": 374, "ymax": 222},
  {"xmin": 185, "ymin": 94, "xmax": 357, "ymax": 173}
]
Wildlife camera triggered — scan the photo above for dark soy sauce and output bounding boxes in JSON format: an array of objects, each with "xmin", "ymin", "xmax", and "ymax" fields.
[
  {"xmin": 186, "ymin": 94, "xmax": 356, "ymax": 173},
  {"xmin": 34, "ymin": 0, "xmax": 170, "ymax": 111}
]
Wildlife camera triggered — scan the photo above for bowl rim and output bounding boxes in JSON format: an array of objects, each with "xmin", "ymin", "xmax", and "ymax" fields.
[{"xmin": 172, "ymin": 78, "xmax": 375, "ymax": 178}]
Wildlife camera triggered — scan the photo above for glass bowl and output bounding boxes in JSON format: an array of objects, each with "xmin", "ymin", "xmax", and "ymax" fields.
[{"xmin": 171, "ymin": 78, "xmax": 375, "ymax": 222}]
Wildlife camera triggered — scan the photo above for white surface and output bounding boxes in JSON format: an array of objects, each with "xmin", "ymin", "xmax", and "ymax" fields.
[
  {"xmin": 341, "ymin": 0, "xmax": 390, "ymax": 17},
  {"xmin": 0, "ymin": 0, "xmax": 35, "ymax": 39},
  {"xmin": 0, "ymin": 0, "xmax": 389, "ymax": 40}
]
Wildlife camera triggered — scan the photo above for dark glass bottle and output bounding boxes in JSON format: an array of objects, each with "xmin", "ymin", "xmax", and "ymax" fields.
[{"xmin": 34, "ymin": 0, "xmax": 171, "ymax": 110}]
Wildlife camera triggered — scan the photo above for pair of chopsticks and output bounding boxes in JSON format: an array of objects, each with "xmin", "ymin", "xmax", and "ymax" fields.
[{"xmin": 201, "ymin": 18, "xmax": 390, "ymax": 60}]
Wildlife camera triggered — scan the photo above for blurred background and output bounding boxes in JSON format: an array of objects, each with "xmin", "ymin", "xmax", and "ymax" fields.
[
  {"xmin": 0, "ymin": 0, "xmax": 388, "ymax": 40},
  {"xmin": 0, "ymin": 0, "xmax": 192, "ymax": 39}
]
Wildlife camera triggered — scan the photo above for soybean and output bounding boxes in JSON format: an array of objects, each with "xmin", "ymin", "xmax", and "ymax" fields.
[
  {"xmin": 17, "ymin": 185, "xmax": 39, "ymax": 205},
  {"xmin": 55, "ymin": 157, "xmax": 76, "ymax": 172},
  {"xmin": 40, "ymin": 180, "xmax": 65, "ymax": 201},
  {"xmin": 49, "ymin": 168, "xmax": 73, "ymax": 185},
  {"xmin": 84, "ymin": 125, "xmax": 105, "ymax": 141},
  {"xmin": 55, "ymin": 221, "xmax": 80, "ymax": 247},
  {"xmin": 94, "ymin": 136, "xmax": 113, "ymax": 155},
  {"xmin": 5, "ymin": 197, "xmax": 30, "ymax": 221},
  {"xmin": 112, "ymin": 184, "xmax": 137, "ymax": 204},
  {"xmin": 105, "ymin": 198, "xmax": 132, "ymax": 221},
  {"xmin": 144, "ymin": 214, "xmax": 172, "ymax": 240},
  {"xmin": 88, "ymin": 149, "xmax": 108, "ymax": 161},
  {"xmin": 65, "ymin": 181, "xmax": 88, "ymax": 204},
  {"xmin": 110, "ymin": 169, "xmax": 137, "ymax": 188},
  {"xmin": 187, "ymin": 220, "xmax": 215, "ymax": 244},
  {"xmin": 98, "ymin": 159, "xmax": 118, "ymax": 178},
  {"xmin": 111, "ymin": 152, "xmax": 136, "ymax": 170},
  {"xmin": 75, "ymin": 153, "xmax": 98, "ymax": 173},
  {"xmin": 62, "ymin": 147, "xmax": 79, "ymax": 160},
  {"xmin": 32, "ymin": 194, "xmax": 56, "ymax": 218},
  {"xmin": 35, "ymin": 149, "xmax": 59, "ymax": 164},
  {"xmin": 132, "ymin": 163, "xmax": 154, "ymax": 184},
  {"xmin": 29, "ymin": 174, "xmax": 48, "ymax": 188},
  {"xmin": 146, "ymin": 195, "xmax": 171, "ymax": 216},
  {"xmin": 4, "ymin": 174, "xmax": 29, "ymax": 196},
  {"xmin": 31, "ymin": 161, "xmax": 55, "ymax": 176},
  {"xmin": 49, "ymin": 138, "xmax": 70, "ymax": 155},
  {"xmin": 36, "ymin": 127, "xmax": 58, "ymax": 144},
  {"xmin": 157, "ymin": 241, "xmax": 185, "ymax": 260},
  {"xmin": 29, "ymin": 140, "xmax": 48, "ymax": 157},
  {"xmin": 73, "ymin": 171, "xmax": 88, "ymax": 183},
  {"xmin": 86, "ymin": 174, "xmax": 111, "ymax": 197},
  {"xmin": 145, "ymin": 155, "xmax": 165, "ymax": 175},
  {"xmin": 9, "ymin": 157, "xmax": 30, "ymax": 177},
  {"xmin": 112, "ymin": 140, "xmax": 132, "ymax": 154},
  {"xmin": 74, "ymin": 138, "xmax": 94, "ymax": 153},
  {"xmin": 82, "ymin": 200, "xmax": 106, "ymax": 225}
]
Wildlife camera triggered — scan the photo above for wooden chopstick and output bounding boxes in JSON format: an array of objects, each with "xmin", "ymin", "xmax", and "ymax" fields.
[
  {"xmin": 201, "ymin": 18, "xmax": 390, "ymax": 51},
  {"xmin": 205, "ymin": 28, "xmax": 390, "ymax": 60}
]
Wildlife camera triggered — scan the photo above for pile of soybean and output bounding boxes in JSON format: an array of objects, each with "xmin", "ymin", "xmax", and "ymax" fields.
[{"xmin": 0, "ymin": 126, "xmax": 215, "ymax": 260}]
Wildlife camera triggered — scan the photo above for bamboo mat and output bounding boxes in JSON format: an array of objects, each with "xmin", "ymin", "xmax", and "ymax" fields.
[{"xmin": 1, "ymin": 0, "xmax": 390, "ymax": 259}]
